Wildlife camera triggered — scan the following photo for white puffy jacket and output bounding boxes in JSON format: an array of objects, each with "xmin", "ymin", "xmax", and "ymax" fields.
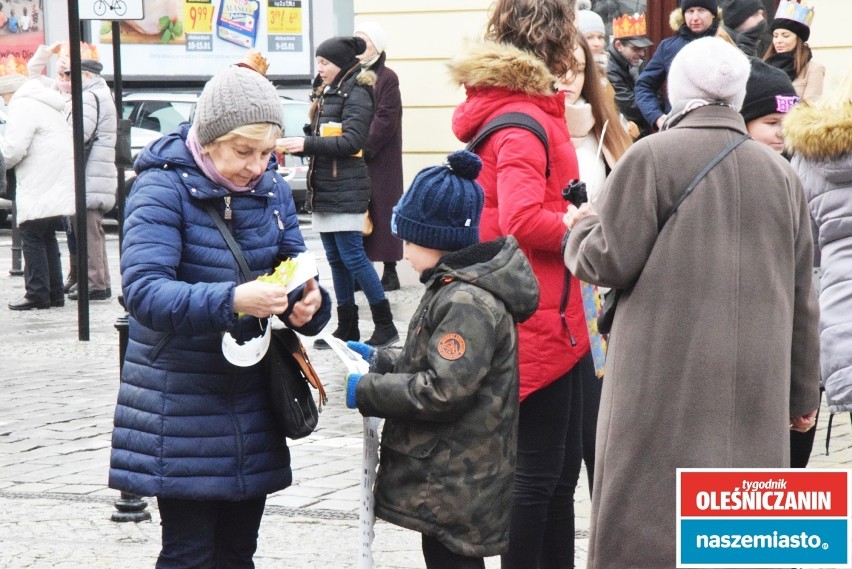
[{"xmin": 1, "ymin": 79, "xmax": 75, "ymax": 224}]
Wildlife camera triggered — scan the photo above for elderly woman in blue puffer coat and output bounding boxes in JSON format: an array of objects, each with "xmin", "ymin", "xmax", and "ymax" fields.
[{"xmin": 108, "ymin": 64, "xmax": 330, "ymax": 568}]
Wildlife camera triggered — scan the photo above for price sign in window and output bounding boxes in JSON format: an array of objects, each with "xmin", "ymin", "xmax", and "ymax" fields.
[
  {"xmin": 268, "ymin": 0, "xmax": 302, "ymax": 35},
  {"xmin": 184, "ymin": 0, "xmax": 214, "ymax": 35}
]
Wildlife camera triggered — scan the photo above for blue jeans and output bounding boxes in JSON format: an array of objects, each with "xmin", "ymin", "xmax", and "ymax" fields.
[
  {"xmin": 156, "ymin": 496, "xmax": 266, "ymax": 569},
  {"xmin": 320, "ymin": 231, "xmax": 385, "ymax": 306},
  {"xmin": 502, "ymin": 353, "xmax": 594, "ymax": 569}
]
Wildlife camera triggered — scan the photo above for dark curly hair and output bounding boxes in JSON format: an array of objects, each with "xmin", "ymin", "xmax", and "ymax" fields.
[{"xmin": 485, "ymin": 0, "xmax": 578, "ymax": 77}]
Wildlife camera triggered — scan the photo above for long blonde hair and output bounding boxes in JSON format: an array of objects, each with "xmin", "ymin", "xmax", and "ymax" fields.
[
  {"xmin": 816, "ymin": 68, "xmax": 852, "ymax": 109},
  {"xmin": 486, "ymin": 0, "xmax": 578, "ymax": 77}
]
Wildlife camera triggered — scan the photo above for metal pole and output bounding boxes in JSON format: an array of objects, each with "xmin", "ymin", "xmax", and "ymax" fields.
[
  {"xmin": 111, "ymin": 21, "xmax": 126, "ymax": 248},
  {"xmin": 9, "ymin": 198, "xmax": 22, "ymax": 277},
  {"xmin": 68, "ymin": 0, "xmax": 90, "ymax": 341}
]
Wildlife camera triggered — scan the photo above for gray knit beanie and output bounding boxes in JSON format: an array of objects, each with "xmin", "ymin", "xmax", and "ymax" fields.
[{"xmin": 195, "ymin": 66, "xmax": 283, "ymax": 145}]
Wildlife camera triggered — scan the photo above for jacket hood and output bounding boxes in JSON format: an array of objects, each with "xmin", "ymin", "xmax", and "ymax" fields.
[
  {"xmin": 447, "ymin": 41, "xmax": 557, "ymax": 96},
  {"xmin": 9, "ymin": 79, "xmax": 67, "ymax": 112},
  {"xmin": 784, "ymin": 103, "xmax": 852, "ymax": 161},
  {"xmin": 427, "ymin": 236, "xmax": 539, "ymax": 324}
]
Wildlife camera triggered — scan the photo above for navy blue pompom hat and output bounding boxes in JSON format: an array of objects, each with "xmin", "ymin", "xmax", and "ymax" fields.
[{"xmin": 391, "ymin": 150, "xmax": 484, "ymax": 252}]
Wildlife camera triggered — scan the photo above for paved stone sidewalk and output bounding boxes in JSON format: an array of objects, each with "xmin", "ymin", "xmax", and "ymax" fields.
[{"xmin": 1, "ymin": 224, "xmax": 849, "ymax": 568}]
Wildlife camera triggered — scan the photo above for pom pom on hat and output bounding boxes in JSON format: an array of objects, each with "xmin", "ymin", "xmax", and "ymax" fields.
[
  {"xmin": 667, "ymin": 36, "xmax": 750, "ymax": 110},
  {"xmin": 577, "ymin": 9, "xmax": 606, "ymax": 36},
  {"xmin": 316, "ymin": 36, "xmax": 367, "ymax": 71},
  {"xmin": 194, "ymin": 66, "xmax": 283, "ymax": 146},
  {"xmin": 740, "ymin": 59, "xmax": 799, "ymax": 123},
  {"xmin": 354, "ymin": 22, "xmax": 388, "ymax": 54},
  {"xmin": 391, "ymin": 150, "xmax": 484, "ymax": 252}
]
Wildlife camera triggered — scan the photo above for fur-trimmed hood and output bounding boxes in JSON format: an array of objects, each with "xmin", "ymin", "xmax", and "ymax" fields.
[
  {"xmin": 784, "ymin": 103, "xmax": 852, "ymax": 160},
  {"xmin": 447, "ymin": 40, "xmax": 557, "ymax": 96}
]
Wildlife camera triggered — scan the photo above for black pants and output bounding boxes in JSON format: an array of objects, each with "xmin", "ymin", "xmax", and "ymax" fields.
[
  {"xmin": 790, "ymin": 387, "xmax": 823, "ymax": 468},
  {"xmin": 19, "ymin": 216, "xmax": 63, "ymax": 303},
  {"xmin": 501, "ymin": 353, "xmax": 593, "ymax": 569},
  {"xmin": 156, "ymin": 496, "xmax": 266, "ymax": 569},
  {"xmin": 422, "ymin": 534, "xmax": 484, "ymax": 569}
]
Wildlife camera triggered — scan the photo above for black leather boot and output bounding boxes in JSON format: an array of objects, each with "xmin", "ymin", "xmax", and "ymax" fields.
[
  {"xmin": 381, "ymin": 262, "xmax": 400, "ymax": 291},
  {"xmin": 365, "ymin": 299, "xmax": 399, "ymax": 348},
  {"xmin": 314, "ymin": 304, "xmax": 360, "ymax": 350}
]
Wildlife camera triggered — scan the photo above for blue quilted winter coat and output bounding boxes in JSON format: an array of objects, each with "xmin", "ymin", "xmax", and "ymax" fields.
[{"xmin": 109, "ymin": 125, "xmax": 329, "ymax": 500}]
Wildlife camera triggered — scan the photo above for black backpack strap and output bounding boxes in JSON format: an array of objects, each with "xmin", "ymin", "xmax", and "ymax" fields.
[{"xmin": 466, "ymin": 112, "xmax": 551, "ymax": 178}]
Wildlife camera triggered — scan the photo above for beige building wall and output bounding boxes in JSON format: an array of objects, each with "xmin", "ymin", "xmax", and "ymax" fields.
[
  {"xmin": 807, "ymin": 0, "xmax": 852, "ymax": 88},
  {"xmin": 354, "ymin": 0, "xmax": 852, "ymax": 189},
  {"xmin": 354, "ymin": 0, "xmax": 491, "ymax": 188}
]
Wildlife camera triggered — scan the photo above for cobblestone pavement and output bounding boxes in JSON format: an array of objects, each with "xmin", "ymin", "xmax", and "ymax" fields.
[{"xmin": 1, "ymin": 220, "xmax": 849, "ymax": 568}]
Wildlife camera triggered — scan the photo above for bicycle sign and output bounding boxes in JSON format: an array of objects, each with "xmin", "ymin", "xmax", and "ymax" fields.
[{"xmin": 78, "ymin": 0, "xmax": 144, "ymax": 21}]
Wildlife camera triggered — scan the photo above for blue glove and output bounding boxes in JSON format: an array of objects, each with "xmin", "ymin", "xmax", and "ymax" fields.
[
  {"xmin": 347, "ymin": 341, "xmax": 377, "ymax": 369},
  {"xmin": 346, "ymin": 373, "xmax": 363, "ymax": 409}
]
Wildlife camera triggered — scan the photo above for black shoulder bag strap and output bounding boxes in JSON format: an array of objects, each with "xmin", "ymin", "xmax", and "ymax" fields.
[
  {"xmin": 658, "ymin": 133, "xmax": 751, "ymax": 231},
  {"xmin": 466, "ymin": 112, "xmax": 551, "ymax": 178},
  {"xmin": 203, "ymin": 201, "xmax": 253, "ymax": 282},
  {"xmin": 596, "ymin": 133, "xmax": 750, "ymax": 335}
]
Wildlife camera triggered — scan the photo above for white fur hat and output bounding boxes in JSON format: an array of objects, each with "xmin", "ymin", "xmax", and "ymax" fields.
[
  {"xmin": 667, "ymin": 37, "xmax": 750, "ymax": 110},
  {"xmin": 354, "ymin": 21, "xmax": 388, "ymax": 54},
  {"xmin": 0, "ymin": 73, "xmax": 27, "ymax": 95}
]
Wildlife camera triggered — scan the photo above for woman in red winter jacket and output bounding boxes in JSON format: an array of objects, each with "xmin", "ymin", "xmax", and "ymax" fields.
[{"xmin": 448, "ymin": 1, "xmax": 594, "ymax": 566}]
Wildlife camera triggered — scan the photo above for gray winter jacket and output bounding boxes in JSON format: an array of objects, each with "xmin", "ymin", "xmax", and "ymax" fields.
[
  {"xmin": 74, "ymin": 76, "xmax": 117, "ymax": 212},
  {"xmin": 786, "ymin": 101, "xmax": 852, "ymax": 413}
]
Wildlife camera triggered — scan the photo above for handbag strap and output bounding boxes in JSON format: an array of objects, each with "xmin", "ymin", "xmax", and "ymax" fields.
[
  {"xmin": 203, "ymin": 201, "xmax": 253, "ymax": 283},
  {"xmin": 657, "ymin": 133, "xmax": 750, "ymax": 231}
]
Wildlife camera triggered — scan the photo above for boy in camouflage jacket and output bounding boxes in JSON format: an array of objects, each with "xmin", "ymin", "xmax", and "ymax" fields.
[{"xmin": 345, "ymin": 150, "xmax": 539, "ymax": 567}]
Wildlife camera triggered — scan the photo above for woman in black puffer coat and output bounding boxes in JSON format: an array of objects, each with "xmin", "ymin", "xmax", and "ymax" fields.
[{"xmin": 280, "ymin": 36, "xmax": 399, "ymax": 350}]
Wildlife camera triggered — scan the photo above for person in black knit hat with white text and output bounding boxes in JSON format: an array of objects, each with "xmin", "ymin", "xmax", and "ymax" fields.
[
  {"xmin": 279, "ymin": 36, "xmax": 399, "ymax": 349},
  {"xmin": 344, "ymin": 150, "xmax": 539, "ymax": 569}
]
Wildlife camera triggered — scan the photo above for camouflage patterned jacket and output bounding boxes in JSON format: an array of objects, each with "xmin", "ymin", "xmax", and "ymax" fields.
[{"xmin": 355, "ymin": 236, "xmax": 539, "ymax": 557}]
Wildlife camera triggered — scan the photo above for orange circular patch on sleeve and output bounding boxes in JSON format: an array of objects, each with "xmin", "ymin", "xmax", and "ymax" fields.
[{"xmin": 437, "ymin": 333, "xmax": 466, "ymax": 360}]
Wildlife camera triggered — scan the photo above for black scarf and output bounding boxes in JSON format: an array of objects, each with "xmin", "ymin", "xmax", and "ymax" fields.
[
  {"xmin": 765, "ymin": 51, "xmax": 797, "ymax": 82},
  {"xmin": 678, "ymin": 21, "xmax": 719, "ymax": 41}
]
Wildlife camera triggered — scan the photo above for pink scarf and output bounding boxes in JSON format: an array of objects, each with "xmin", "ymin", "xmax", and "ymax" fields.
[{"xmin": 185, "ymin": 126, "xmax": 262, "ymax": 193}]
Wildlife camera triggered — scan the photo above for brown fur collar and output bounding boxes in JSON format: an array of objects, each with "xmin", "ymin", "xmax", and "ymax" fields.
[
  {"xmin": 784, "ymin": 103, "xmax": 852, "ymax": 160},
  {"xmin": 312, "ymin": 67, "xmax": 376, "ymax": 97},
  {"xmin": 446, "ymin": 41, "xmax": 557, "ymax": 96}
]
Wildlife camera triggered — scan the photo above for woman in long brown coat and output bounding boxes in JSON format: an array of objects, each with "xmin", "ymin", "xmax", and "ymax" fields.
[
  {"xmin": 563, "ymin": 38, "xmax": 820, "ymax": 569},
  {"xmin": 355, "ymin": 22, "xmax": 404, "ymax": 291}
]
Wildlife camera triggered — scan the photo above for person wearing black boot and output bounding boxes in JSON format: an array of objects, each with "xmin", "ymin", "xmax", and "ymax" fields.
[{"xmin": 278, "ymin": 35, "xmax": 399, "ymax": 349}]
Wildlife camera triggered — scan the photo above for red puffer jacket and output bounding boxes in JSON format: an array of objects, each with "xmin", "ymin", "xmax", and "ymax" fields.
[{"xmin": 449, "ymin": 41, "xmax": 590, "ymax": 400}]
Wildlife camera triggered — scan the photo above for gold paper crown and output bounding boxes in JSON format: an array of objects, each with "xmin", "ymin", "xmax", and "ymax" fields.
[
  {"xmin": 613, "ymin": 13, "xmax": 648, "ymax": 39},
  {"xmin": 774, "ymin": 0, "xmax": 815, "ymax": 28}
]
